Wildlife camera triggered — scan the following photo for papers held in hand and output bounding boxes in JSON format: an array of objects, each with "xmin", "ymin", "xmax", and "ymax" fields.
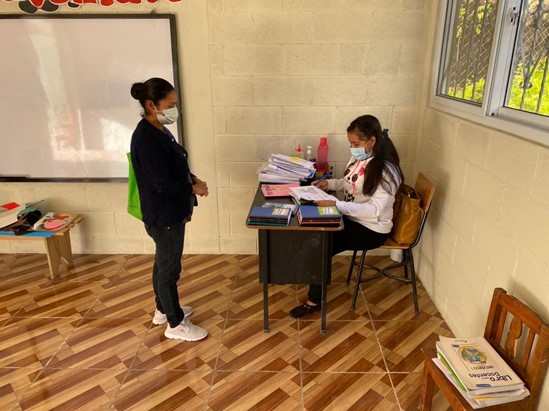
[
  {"xmin": 289, "ymin": 185, "xmax": 338, "ymax": 204},
  {"xmin": 248, "ymin": 206, "xmax": 292, "ymax": 226}
]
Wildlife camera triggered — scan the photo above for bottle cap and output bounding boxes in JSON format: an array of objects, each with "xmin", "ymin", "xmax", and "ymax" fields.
[{"xmin": 320, "ymin": 137, "xmax": 327, "ymax": 144}]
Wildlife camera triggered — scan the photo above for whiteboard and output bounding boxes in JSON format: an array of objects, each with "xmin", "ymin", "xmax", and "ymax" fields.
[{"xmin": 0, "ymin": 15, "xmax": 182, "ymax": 181}]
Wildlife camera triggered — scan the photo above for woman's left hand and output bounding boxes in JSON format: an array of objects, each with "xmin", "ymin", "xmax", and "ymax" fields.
[
  {"xmin": 192, "ymin": 177, "xmax": 209, "ymax": 197},
  {"xmin": 314, "ymin": 200, "xmax": 336, "ymax": 207}
]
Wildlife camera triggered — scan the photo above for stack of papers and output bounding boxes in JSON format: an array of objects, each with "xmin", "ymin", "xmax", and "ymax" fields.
[
  {"xmin": 435, "ymin": 336, "xmax": 529, "ymax": 407},
  {"xmin": 257, "ymin": 154, "xmax": 315, "ymax": 183}
]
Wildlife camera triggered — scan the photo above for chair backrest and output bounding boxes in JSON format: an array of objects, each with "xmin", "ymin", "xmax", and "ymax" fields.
[
  {"xmin": 414, "ymin": 172, "xmax": 435, "ymax": 214},
  {"xmin": 484, "ymin": 288, "xmax": 549, "ymax": 409},
  {"xmin": 408, "ymin": 172, "xmax": 435, "ymax": 248}
]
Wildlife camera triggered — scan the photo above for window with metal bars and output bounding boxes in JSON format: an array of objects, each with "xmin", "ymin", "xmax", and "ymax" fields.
[{"xmin": 436, "ymin": 0, "xmax": 549, "ymax": 131}]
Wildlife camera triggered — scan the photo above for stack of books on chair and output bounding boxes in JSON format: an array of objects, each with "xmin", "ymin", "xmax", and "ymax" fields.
[
  {"xmin": 257, "ymin": 154, "xmax": 315, "ymax": 183},
  {"xmin": 247, "ymin": 206, "xmax": 292, "ymax": 226},
  {"xmin": 435, "ymin": 336, "xmax": 529, "ymax": 408},
  {"xmin": 297, "ymin": 205, "xmax": 342, "ymax": 226}
]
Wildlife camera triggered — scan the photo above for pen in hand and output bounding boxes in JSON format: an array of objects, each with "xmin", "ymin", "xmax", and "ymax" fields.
[{"xmin": 312, "ymin": 172, "xmax": 333, "ymax": 186}]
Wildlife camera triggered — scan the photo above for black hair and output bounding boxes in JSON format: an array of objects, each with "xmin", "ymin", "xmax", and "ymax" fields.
[
  {"xmin": 347, "ymin": 115, "xmax": 404, "ymax": 196},
  {"xmin": 130, "ymin": 77, "xmax": 175, "ymax": 114}
]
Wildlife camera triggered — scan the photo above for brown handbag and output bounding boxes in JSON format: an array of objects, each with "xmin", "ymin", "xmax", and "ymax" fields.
[{"xmin": 390, "ymin": 184, "xmax": 422, "ymax": 246}]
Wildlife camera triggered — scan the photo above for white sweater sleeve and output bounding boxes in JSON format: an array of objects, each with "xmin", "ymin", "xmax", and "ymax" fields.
[{"xmin": 335, "ymin": 184, "xmax": 394, "ymax": 222}]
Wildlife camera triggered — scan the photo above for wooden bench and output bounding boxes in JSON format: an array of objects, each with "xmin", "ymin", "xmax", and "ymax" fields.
[{"xmin": 0, "ymin": 215, "xmax": 83, "ymax": 279}]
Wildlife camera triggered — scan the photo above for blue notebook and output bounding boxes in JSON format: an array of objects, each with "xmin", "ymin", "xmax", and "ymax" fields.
[
  {"xmin": 299, "ymin": 205, "xmax": 341, "ymax": 219},
  {"xmin": 248, "ymin": 206, "xmax": 292, "ymax": 226}
]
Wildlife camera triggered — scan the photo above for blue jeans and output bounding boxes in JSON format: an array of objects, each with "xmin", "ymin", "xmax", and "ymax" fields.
[{"xmin": 145, "ymin": 223, "xmax": 186, "ymax": 327}]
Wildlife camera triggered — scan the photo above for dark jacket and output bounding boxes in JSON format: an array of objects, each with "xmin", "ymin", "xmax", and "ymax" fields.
[{"xmin": 130, "ymin": 118, "xmax": 195, "ymax": 227}]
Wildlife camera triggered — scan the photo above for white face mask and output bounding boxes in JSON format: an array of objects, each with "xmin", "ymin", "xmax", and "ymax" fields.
[{"xmin": 156, "ymin": 106, "xmax": 179, "ymax": 125}]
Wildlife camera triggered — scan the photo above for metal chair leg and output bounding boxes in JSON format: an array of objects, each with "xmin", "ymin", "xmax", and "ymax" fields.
[
  {"xmin": 346, "ymin": 250, "xmax": 358, "ymax": 285},
  {"xmin": 408, "ymin": 250, "xmax": 419, "ymax": 315},
  {"xmin": 351, "ymin": 250, "xmax": 367, "ymax": 311}
]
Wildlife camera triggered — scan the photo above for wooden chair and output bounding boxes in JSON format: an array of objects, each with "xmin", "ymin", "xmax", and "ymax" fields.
[
  {"xmin": 346, "ymin": 172, "xmax": 436, "ymax": 314},
  {"xmin": 419, "ymin": 288, "xmax": 549, "ymax": 410}
]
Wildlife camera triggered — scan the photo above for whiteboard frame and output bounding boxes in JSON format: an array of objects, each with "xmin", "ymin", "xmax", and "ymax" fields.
[{"xmin": 0, "ymin": 14, "xmax": 183, "ymax": 183}]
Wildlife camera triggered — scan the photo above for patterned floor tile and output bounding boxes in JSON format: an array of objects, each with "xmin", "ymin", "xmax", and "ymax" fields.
[
  {"xmin": 209, "ymin": 371, "xmax": 302, "ymax": 411},
  {"xmin": 0, "ymin": 317, "xmax": 79, "ymax": 368},
  {"xmin": 361, "ymin": 277, "xmax": 441, "ymax": 321},
  {"xmin": 46, "ymin": 318, "xmax": 150, "ymax": 370},
  {"xmin": 113, "ymin": 369, "xmax": 212, "ymax": 410},
  {"xmin": 217, "ymin": 320, "xmax": 300, "ymax": 372},
  {"xmin": 176, "ymin": 280, "xmax": 233, "ymax": 321},
  {"xmin": 0, "ymin": 280, "xmax": 43, "ymax": 319},
  {"xmin": 15, "ymin": 281, "xmax": 104, "ymax": 318},
  {"xmin": 182, "ymin": 254, "xmax": 240, "ymax": 283},
  {"xmin": 375, "ymin": 316, "xmax": 453, "ymax": 373},
  {"xmin": 294, "ymin": 283, "xmax": 372, "ymax": 321},
  {"xmin": 130, "ymin": 319, "xmax": 224, "ymax": 371},
  {"xmin": 389, "ymin": 372, "xmax": 423, "ymax": 411},
  {"xmin": 302, "ymin": 372, "xmax": 399, "ymax": 411},
  {"xmin": 0, "ymin": 367, "xmax": 41, "ymax": 410},
  {"xmin": 0, "ymin": 253, "xmax": 455, "ymax": 410},
  {"xmin": 18, "ymin": 368, "xmax": 123, "ymax": 410},
  {"xmin": 228, "ymin": 283, "xmax": 298, "ymax": 320},
  {"xmin": 299, "ymin": 320, "xmax": 384, "ymax": 373},
  {"xmin": 85, "ymin": 281, "xmax": 154, "ymax": 319},
  {"xmin": 235, "ymin": 254, "xmax": 259, "ymax": 283},
  {"xmin": 117, "ymin": 254, "xmax": 156, "ymax": 283},
  {"xmin": 1, "ymin": 254, "xmax": 52, "ymax": 283},
  {"xmin": 58, "ymin": 254, "xmax": 126, "ymax": 282}
]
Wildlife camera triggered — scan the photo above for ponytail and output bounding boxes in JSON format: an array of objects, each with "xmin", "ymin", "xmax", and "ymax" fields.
[{"xmin": 347, "ymin": 115, "xmax": 403, "ymax": 196}]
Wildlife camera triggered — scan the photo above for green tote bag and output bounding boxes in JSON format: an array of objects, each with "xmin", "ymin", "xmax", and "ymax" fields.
[{"xmin": 127, "ymin": 153, "xmax": 143, "ymax": 220}]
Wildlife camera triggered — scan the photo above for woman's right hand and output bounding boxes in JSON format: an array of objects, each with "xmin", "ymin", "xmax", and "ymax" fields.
[
  {"xmin": 193, "ymin": 180, "xmax": 209, "ymax": 197},
  {"xmin": 314, "ymin": 180, "xmax": 329, "ymax": 191}
]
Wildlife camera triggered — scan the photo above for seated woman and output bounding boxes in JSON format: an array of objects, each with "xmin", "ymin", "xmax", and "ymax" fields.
[{"xmin": 289, "ymin": 114, "xmax": 404, "ymax": 318}]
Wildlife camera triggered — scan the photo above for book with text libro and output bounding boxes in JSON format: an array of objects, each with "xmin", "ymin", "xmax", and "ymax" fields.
[{"xmin": 436, "ymin": 336, "xmax": 524, "ymax": 396}]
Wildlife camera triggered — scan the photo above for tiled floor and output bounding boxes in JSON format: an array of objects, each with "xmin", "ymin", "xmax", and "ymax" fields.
[{"xmin": 0, "ymin": 253, "xmax": 453, "ymax": 410}]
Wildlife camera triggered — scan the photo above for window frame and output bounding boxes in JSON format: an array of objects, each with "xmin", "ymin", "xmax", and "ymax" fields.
[{"xmin": 430, "ymin": 0, "xmax": 549, "ymax": 147}]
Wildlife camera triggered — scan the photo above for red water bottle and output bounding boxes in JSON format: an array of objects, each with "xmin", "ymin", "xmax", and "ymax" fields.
[{"xmin": 316, "ymin": 137, "xmax": 329, "ymax": 173}]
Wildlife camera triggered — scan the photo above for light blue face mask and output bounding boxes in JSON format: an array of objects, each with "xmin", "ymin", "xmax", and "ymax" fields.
[{"xmin": 350, "ymin": 146, "xmax": 373, "ymax": 161}]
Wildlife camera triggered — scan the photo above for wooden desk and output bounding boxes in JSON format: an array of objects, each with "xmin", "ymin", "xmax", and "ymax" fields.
[
  {"xmin": 0, "ymin": 215, "xmax": 83, "ymax": 279},
  {"xmin": 246, "ymin": 187, "xmax": 343, "ymax": 334}
]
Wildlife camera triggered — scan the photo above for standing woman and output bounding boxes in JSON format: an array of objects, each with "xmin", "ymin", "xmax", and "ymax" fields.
[
  {"xmin": 289, "ymin": 115, "xmax": 404, "ymax": 318},
  {"xmin": 130, "ymin": 77, "xmax": 208, "ymax": 341}
]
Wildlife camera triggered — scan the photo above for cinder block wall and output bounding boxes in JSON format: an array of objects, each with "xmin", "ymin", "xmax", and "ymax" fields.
[
  {"xmin": 210, "ymin": 0, "xmax": 430, "ymax": 253},
  {"xmin": 1, "ymin": 0, "xmax": 430, "ymax": 255}
]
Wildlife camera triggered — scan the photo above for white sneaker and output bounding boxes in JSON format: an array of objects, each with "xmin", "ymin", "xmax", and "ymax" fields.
[
  {"xmin": 164, "ymin": 318, "xmax": 208, "ymax": 341},
  {"xmin": 152, "ymin": 306, "xmax": 193, "ymax": 325}
]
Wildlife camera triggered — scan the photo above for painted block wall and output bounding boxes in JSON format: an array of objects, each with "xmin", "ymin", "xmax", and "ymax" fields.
[{"xmin": 1, "ymin": 0, "xmax": 429, "ymax": 255}]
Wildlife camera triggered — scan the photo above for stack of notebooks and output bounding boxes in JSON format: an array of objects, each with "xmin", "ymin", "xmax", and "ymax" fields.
[
  {"xmin": 435, "ymin": 336, "xmax": 529, "ymax": 408},
  {"xmin": 257, "ymin": 154, "xmax": 315, "ymax": 183},
  {"xmin": 247, "ymin": 206, "xmax": 292, "ymax": 226},
  {"xmin": 297, "ymin": 205, "xmax": 342, "ymax": 226}
]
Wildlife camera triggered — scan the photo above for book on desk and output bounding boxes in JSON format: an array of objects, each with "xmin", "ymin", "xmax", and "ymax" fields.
[
  {"xmin": 247, "ymin": 206, "xmax": 292, "ymax": 226},
  {"xmin": 261, "ymin": 183, "xmax": 300, "ymax": 198},
  {"xmin": 297, "ymin": 205, "xmax": 342, "ymax": 226}
]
